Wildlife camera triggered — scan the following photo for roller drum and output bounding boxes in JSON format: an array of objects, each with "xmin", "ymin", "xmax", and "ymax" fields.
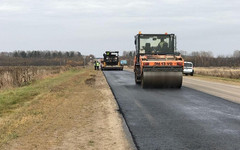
[{"xmin": 141, "ymin": 71, "xmax": 182, "ymax": 88}]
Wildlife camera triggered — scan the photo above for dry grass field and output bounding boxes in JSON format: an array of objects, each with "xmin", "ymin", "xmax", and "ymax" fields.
[
  {"xmin": 194, "ymin": 67, "xmax": 240, "ymax": 79},
  {"xmin": 0, "ymin": 66, "xmax": 69, "ymax": 90}
]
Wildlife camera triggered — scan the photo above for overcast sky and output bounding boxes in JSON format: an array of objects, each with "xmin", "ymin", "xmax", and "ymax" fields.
[{"xmin": 0, "ymin": 0, "xmax": 239, "ymax": 57}]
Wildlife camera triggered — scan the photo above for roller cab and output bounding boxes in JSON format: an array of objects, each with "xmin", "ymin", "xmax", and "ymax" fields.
[
  {"xmin": 134, "ymin": 33, "xmax": 184, "ymax": 88},
  {"xmin": 101, "ymin": 51, "xmax": 123, "ymax": 71}
]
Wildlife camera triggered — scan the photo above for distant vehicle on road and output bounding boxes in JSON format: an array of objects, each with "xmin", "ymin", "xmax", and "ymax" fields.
[
  {"xmin": 183, "ymin": 61, "xmax": 194, "ymax": 76},
  {"xmin": 120, "ymin": 60, "xmax": 127, "ymax": 66},
  {"xmin": 101, "ymin": 51, "xmax": 123, "ymax": 71}
]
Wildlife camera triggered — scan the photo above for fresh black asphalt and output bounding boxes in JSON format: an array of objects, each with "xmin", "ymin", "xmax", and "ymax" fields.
[{"xmin": 103, "ymin": 70, "xmax": 240, "ymax": 150}]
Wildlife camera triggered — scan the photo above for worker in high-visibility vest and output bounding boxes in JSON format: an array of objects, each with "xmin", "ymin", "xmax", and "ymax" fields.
[
  {"xmin": 94, "ymin": 61, "xmax": 97, "ymax": 70},
  {"xmin": 96, "ymin": 61, "xmax": 100, "ymax": 70}
]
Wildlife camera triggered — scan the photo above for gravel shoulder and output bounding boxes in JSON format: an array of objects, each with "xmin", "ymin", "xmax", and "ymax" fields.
[
  {"xmin": 0, "ymin": 68, "xmax": 132, "ymax": 150},
  {"xmin": 183, "ymin": 76, "xmax": 240, "ymax": 104}
]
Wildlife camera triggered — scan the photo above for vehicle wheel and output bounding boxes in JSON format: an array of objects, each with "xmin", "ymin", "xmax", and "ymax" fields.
[
  {"xmin": 141, "ymin": 77, "xmax": 144, "ymax": 88},
  {"xmin": 141, "ymin": 74, "xmax": 146, "ymax": 88},
  {"xmin": 135, "ymin": 73, "xmax": 141, "ymax": 84},
  {"xmin": 177, "ymin": 82, "xmax": 182, "ymax": 88}
]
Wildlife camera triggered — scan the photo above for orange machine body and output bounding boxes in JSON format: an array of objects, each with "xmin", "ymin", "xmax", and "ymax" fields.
[
  {"xmin": 133, "ymin": 33, "xmax": 184, "ymax": 88},
  {"xmin": 134, "ymin": 55, "xmax": 184, "ymax": 74}
]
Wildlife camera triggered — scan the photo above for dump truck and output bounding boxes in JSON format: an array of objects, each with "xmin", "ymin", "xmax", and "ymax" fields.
[
  {"xmin": 101, "ymin": 51, "xmax": 123, "ymax": 70},
  {"xmin": 134, "ymin": 32, "xmax": 184, "ymax": 88}
]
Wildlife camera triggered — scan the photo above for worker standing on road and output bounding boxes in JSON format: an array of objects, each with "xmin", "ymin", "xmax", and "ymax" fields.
[
  {"xmin": 96, "ymin": 61, "xmax": 100, "ymax": 70},
  {"xmin": 94, "ymin": 61, "xmax": 97, "ymax": 70}
]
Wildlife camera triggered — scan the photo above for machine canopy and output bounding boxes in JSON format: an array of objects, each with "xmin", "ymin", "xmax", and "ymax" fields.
[{"xmin": 139, "ymin": 35, "xmax": 175, "ymax": 55}]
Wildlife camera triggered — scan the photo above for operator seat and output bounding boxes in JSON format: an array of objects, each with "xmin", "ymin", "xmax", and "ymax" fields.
[
  {"xmin": 144, "ymin": 43, "xmax": 152, "ymax": 53},
  {"xmin": 162, "ymin": 43, "xmax": 170, "ymax": 53}
]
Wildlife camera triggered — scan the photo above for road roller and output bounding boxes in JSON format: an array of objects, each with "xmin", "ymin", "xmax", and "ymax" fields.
[
  {"xmin": 134, "ymin": 32, "xmax": 184, "ymax": 88},
  {"xmin": 101, "ymin": 51, "xmax": 123, "ymax": 71}
]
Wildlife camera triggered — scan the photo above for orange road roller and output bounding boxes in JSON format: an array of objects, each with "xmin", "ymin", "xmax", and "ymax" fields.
[{"xmin": 134, "ymin": 32, "xmax": 184, "ymax": 88}]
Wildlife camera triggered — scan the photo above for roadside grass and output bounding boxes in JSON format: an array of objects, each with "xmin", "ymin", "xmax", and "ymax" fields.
[
  {"xmin": 0, "ymin": 66, "xmax": 67, "ymax": 90},
  {"xmin": 0, "ymin": 69, "xmax": 83, "ymax": 117},
  {"xmin": 192, "ymin": 74, "xmax": 240, "ymax": 85},
  {"xmin": 194, "ymin": 67, "xmax": 240, "ymax": 79},
  {"xmin": 185, "ymin": 67, "xmax": 240, "ymax": 85},
  {"xmin": 0, "ymin": 68, "xmax": 90, "ymax": 145}
]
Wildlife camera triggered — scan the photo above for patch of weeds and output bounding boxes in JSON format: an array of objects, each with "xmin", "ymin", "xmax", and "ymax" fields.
[
  {"xmin": 85, "ymin": 78, "xmax": 96, "ymax": 86},
  {"xmin": 90, "ymin": 74, "xmax": 96, "ymax": 77},
  {"xmin": 9, "ymin": 132, "xmax": 19, "ymax": 139},
  {"xmin": 88, "ymin": 140, "xmax": 94, "ymax": 146},
  {"xmin": 31, "ymin": 110, "xmax": 43, "ymax": 116},
  {"xmin": 56, "ymin": 92, "xmax": 66, "ymax": 98}
]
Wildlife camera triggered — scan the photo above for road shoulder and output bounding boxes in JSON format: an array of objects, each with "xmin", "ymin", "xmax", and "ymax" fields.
[
  {"xmin": 0, "ymin": 68, "xmax": 132, "ymax": 150},
  {"xmin": 183, "ymin": 76, "xmax": 240, "ymax": 104}
]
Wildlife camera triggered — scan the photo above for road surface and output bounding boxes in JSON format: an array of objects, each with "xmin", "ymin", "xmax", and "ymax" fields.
[{"xmin": 103, "ymin": 70, "xmax": 240, "ymax": 150}]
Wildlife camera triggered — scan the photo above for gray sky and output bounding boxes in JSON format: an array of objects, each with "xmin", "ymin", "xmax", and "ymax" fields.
[{"xmin": 0, "ymin": 0, "xmax": 239, "ymax": 57}]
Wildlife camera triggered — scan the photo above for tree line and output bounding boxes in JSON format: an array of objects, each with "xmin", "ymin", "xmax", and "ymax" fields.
[
  {"xmin": 180, "ymin": 50, "xmax": 240, "ymax": 67},
  {"xmin": 11, "ymin": 51, "xmax": 82, "ymax": 58},
  {"xmin": 121, "ymin": 51, "xmax": 136, "ymax": 66},
  {"xmin": 0, "ymin": 50, "xmax": 95, "ymax": 66},
  {"xmin": 120, "ymin": 50, "xmax": 240, "ymax": 67}
]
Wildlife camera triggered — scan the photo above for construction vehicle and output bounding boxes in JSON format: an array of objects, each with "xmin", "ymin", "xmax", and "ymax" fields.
[
  {"xmin": 101, "ymin": 51, "xmax": 123, "ymax": 70},
  {"xmin": 134, "ymin": 32, "xmax": 184, "ymax": 88}
]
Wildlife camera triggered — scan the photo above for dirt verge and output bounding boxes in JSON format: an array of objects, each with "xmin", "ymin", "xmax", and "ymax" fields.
[{"xmin": 0, "ymin": 68, "xmax": 132, "ymax": 150}]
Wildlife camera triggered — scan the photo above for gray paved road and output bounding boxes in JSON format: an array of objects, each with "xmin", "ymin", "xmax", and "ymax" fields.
[
  {"xmin": 103, "ymin": 70, "xmax": 240, "ymax": 150},
  {"xmin": 183, "ymin": 76, "xmax": 240, "ymax": 104}
]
